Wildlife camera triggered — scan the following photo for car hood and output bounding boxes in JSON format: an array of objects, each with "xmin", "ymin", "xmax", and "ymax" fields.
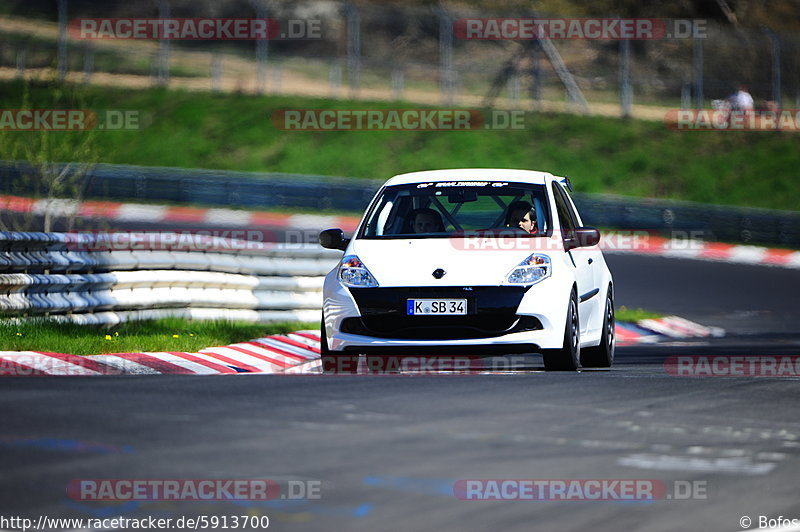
[{"xmin": 349, "ymin": 238, "xmax": 547, "ymax": 287}]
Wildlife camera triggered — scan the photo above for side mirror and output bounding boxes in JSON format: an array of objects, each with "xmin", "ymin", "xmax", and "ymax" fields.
[
  {"xmin": 565, "ymin": 227, "xmax": 600, "ymax": 251},
  {"xmin": 319, "ymin": 228, "xmax": 350, "ymax": 251}
]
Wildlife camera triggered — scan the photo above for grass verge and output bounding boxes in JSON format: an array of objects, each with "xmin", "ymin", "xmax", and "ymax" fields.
[
  {"xmin": 1, "ymin": 79, "xmax": 799, "ymax": 211},
  {"xmin": 616, "ymin": 306, "xmax": 664, "ymax": 322},
  {"xmin": 1, "ymin": 318, "xmax": 315, "ymax": 356}
]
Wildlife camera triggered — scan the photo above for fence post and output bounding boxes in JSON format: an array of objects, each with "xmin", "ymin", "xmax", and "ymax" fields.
[
  {"xmin": 345, "ymin": 1, "xmax": 361, "ymax": 98},
  {"xmin": 211, "ymin": 54, "xmax": 222, "ymax": 92},
  {"xmin": 438, "ymin": 6, "xmax": 454, "ymax": 105},
  {"xmin": 529, "ymin": 42, "xmax": 541, "ymax": 105},
  {"xmin": 391, "ymin": 68, "xmax": 404, "ymax": 100},
  {"xmin": 763, "ymin": 27, "xmax": 782, "ymax": 108},
  {"xmin": 508, "ymin": 74, "xmax": 520, "ymax": 105},
  {"xmin": 272, "ymin": 64, "xmax": 282, "ymax": 93},
  {"xmin": 157, "ymin": 0, "xmax": 171, "ymax": 86},
  {"xmin": 692, "ymin": 36, "xmax": 703, "ymax": 109},
  {"xmin": 57, "ymin": 0, "xmax": 68, "ymax": 81},
  {"xmin": 16, "ymin": 50, "xmax": 26, "ymax": 78},
  {"xmin": 329, "ymin": 63, "xmax": 342, "ymax": 98},
  {"xmin": 681, "ymin": 83, "xmax": 691, "ymax": 109},
  {"xmin": 83, "ymin": 47, "xmax": 93, "ymax": 84},
  {"xmin": 619, "ymin": 37, "xmax": 632, "ymax": 118},
  {"xmin": 251, "ymin": 0, "xmax": 269, "ymax": 94}
]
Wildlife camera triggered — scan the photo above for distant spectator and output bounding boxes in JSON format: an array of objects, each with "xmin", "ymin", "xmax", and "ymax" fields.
[{"xmin": 729, "ymin": 84, "xmax": 754, "ymax": 113}]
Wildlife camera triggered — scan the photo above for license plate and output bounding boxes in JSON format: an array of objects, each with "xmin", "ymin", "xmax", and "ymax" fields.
[{"xmin": 407, "ymin": 299, "xmax": 467, "ymax": 315}]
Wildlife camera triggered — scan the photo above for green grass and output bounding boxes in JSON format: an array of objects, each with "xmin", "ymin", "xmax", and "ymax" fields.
[
  {"xmin": 1, "ymin": 79, "xmax": 799, "ymax": 211},
  {"xmin": 615, "ymin": 306, "xmax": 664, "ymax": 323},
  {"xmin": 1, "ymin": 317, "xmax": 315, "ymax": 355}
]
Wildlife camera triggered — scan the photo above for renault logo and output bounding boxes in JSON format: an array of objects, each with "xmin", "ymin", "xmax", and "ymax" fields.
[{"xmin": 432, "ymin": 268, "xmax": 446, "ymax": 279}]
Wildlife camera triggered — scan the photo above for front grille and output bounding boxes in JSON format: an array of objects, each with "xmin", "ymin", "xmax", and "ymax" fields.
[
  {"xmin": 345, "ymin": 286, "xmax": 538, "ymax": 340},
  {"xmin": 341, "ymin": 315, "xmax": 542, "ymax": 340}
]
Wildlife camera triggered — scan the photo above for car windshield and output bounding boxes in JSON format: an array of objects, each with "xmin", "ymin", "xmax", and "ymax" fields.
[{"xmin": 359, "ymin": 181, "xmax": 552, "ymax": 239}]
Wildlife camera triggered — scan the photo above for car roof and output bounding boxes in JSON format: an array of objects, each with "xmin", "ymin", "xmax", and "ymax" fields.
[{"xmin": 384, "ymin": 168, "xmax": 558, "ymax": 187}]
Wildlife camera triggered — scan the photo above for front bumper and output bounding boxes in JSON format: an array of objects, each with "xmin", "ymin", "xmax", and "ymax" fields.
[{"xmin": 322, "ymin": 273, "xmax": 572, "ymax": 353}]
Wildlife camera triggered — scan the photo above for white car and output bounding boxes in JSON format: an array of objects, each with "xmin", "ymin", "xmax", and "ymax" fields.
[{"xmin": 319, "ymin": 169, "xmax": 614, "ymax": 371}]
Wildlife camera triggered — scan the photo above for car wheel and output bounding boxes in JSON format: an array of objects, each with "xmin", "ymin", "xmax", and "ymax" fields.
[
  {"xmin": 580, "ymin": 286, "xmax": 615, "ymax": 368},
  {"xmin": 320, "ymin": 316, "xmax": 358, "ymax": 373},
  {"xmin": 542, "ymin": 291, "xmax": 580, "ymax": 371}
]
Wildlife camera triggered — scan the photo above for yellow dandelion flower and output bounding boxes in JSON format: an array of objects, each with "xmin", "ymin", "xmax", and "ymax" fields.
[
  {"xmin": 105, "ymin": 334, "xmax": 112, "ymax": 340},
  {"xmin": 172, "ymin": 334, "xmax": 179, "ymax": 338}
]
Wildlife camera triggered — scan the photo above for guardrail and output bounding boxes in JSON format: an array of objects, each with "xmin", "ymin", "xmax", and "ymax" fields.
[
  {"xmin": 0, "ymin": 232, "xmax": 341, "ymax": 325},
  {"xmin": 2, "ymin": 161, "xmax": 799, "ymax": 247},
  {"xmin": 0, "ymin": 161, "xmax": 382, "ymax": 212}
]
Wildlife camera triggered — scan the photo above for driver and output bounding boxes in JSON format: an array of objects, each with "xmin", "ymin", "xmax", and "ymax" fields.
[
  {"xmin": 410, "ymin": 208, "xmax": 445, "ymax": 233},
  {"xmin": 505, "ymin": 201, "xmax": 538, "ymax": 234}
]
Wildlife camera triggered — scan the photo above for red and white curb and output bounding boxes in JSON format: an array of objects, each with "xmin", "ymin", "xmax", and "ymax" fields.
[
  {"xmin": 0, "ymin": 317, "xmax": 722, "ymax": 375},
  {"xmin": 614, "ymin": 322, "xmax": 661, "ymax": 346},
  {"xmin": 601, "ymin": 233, "xmax": 800, "ymax": 269},
  {"xmin": 616, "ymin": 316, "xmax": 725, "ymax": 346},
  {"xmin": 3, "ymin": 194, "xmax": 799, "ymax": 269},
  {"xmin": 0, "ymin": 331, "xmax": 322, "ymax": 376},
  {"xmin": 637, "ymin": 316, "xmax": 725, "ymax": 339}
]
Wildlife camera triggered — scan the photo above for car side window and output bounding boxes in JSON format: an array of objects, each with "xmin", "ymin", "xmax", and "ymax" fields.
[
  {"xmin": 555, "ymin": 183, "xmax": 582, "ymax": 227},
  {"xmin": 551, "ymin": 182, "xmax": 576, "ymax": 242}
]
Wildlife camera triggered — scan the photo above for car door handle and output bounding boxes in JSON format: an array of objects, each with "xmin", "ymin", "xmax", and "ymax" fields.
[{"xmin": 588, "ymin": 258, "xmax": 593, "ymax": 264}]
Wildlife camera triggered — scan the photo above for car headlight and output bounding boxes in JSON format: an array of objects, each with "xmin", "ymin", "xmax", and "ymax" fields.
[
  {"xmin": 339, "ymin": 255, "xmax": 379, "ymax": 287},
  {"xmin": 506, "ymin": 253, "xmax": 551, "ymax": 285}
]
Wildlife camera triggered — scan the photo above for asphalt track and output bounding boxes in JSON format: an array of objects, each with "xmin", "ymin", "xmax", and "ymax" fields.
[
  {"xmin": 2, "ymin": 340, "xmax": 800, "ymax": 532},
  {"xmin": 2, "ymin": 218, "xmax": 800, "ymax": 531}
]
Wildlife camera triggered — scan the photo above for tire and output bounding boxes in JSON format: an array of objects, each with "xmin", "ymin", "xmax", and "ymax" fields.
[
  {"xmin": 320, "ymin": 316, "xmax": 359, "ymax": 373},
  {"xmin": 580, "ymin": 286, "xmax": 615, "ymax": 368},
  {"xmin": 542, "ymin": 291, "xmax": 580, "ymax": 371},
  {"xmin": 320, "ymin": 317, "xmax": 330, "ymax": 356}
]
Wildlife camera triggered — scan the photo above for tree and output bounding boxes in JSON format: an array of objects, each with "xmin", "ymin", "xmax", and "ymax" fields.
[{"xmin": 0, "ymin": 76, "xmax": 99, "ymax": 232}]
